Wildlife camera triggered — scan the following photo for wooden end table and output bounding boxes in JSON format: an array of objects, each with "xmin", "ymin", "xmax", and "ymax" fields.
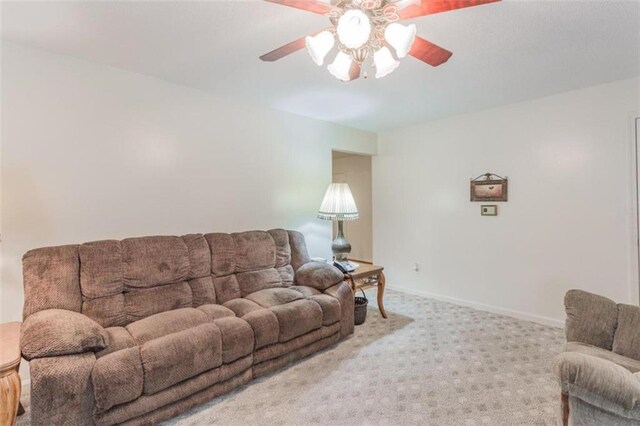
[
  {"xmin": 344, "ymin": 261, "xmax": 387, "ymax": 319},
  {"xmin": 0, "ymin": 322, "xmax": 22, "ymax": 426}
]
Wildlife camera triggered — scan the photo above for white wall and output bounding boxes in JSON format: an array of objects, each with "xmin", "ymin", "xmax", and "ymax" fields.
[
  {"xmin": 0, "ymin": 43, "xmax": 377, "ymax": 322},
  {"xmin": 374, "ymin": 77, "xmax": 640, "ymax": 326},
  {"xmin": 4, "ymin": 44, "xmax": 640, "ymax": 331},
  {"xmin": 332, "ymin": 153, "xmax": 373, "ymax": 262}
]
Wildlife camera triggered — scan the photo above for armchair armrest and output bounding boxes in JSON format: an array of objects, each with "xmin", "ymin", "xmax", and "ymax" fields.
[
  {"xmin": 21, "ymin": 309, "xmax": 109, "ymax": 360},
  {"xmin": 295, "ymin": 262, "xmax": 344, "ymax": 291},
  {"xmin": 553, "ymin": 352, "xmax": 640, "ymax": 419}
]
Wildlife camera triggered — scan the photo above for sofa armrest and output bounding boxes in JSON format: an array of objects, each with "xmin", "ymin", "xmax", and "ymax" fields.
[
  {"xmin": 294, "ymin": 262, "xmax": 344, "ymax": 291},
  {"xmin": 323, "ymin": 281, "xmax": 355, "ymax": 338},
  {"xmin": 564, "ymin": 289, "xmax": 618, "ymax": 350},
  {"xmin": 553, "ymin": 352, "xmax": 640, "ymax": 419},
  {"xmin": 21, "ymin": 309, "xmax": 109, "ymax": 360},
  {"xmin": 30, "ymin": 352, "xmax": 96, "ymax": 425}
]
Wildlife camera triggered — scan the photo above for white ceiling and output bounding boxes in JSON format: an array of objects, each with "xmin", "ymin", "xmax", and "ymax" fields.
[{"xmin": 2, "ymin": 0, "xmax": 639, "ymax": 132}]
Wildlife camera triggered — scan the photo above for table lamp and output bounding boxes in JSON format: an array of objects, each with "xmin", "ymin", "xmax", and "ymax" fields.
[{"xmin": 317, "ymin": 183, "xmax": 359, "ymax": 261}]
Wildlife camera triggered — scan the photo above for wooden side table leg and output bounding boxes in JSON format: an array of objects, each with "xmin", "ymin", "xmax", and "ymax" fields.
[
  {"xmin": 0, "ymin": 368, "xmax": 21, "ymax": 426},
  {"xmin": 347, "ymin": 276, "xmax": 355, "ymax": 292},
  {"xmin": 377, "ymin": 272, "xmax": 388, "ymax": 319}
]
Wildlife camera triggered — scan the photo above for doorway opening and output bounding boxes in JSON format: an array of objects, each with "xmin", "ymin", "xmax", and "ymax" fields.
[{"xmin": 332, "ymin": 150, "xmax": 373, "ymax": 263}]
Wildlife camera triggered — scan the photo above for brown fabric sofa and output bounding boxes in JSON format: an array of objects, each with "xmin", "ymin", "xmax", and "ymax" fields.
[
  {"xmin": 21, "ymin": 229, "xmax": 354, "ymax": 425},
  {"xmin": 553, "ymin": 289, "xmax": 640, "ymax": 425}
]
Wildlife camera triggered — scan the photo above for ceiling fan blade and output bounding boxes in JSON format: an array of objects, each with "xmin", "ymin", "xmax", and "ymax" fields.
[
  {"xmin": 348, "ymin": 62, "xmax": 362, "ymax": 81},
  {"xmin": 260, "ymin": 37, "xmax": 307, "ymax": 62},
  {"xmin": 398, "ymin": 0, "xmax": 500, "ymax": 20},
  {"xmin": 409, "ymin": 37, "xmax": 453, "ymax": 66},
  {"xmin": 264, "ymin": 0, "xmax": 334, "ymax": 15}
]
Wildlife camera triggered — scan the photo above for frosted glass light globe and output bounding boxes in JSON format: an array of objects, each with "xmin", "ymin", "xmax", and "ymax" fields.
[
  {"xmin": 305, "ymin": 31, "xmax": 335, "ymax": 66},
  {"xmin": 328, "ymin": 52, "xmax": 354, "ymax": 81},
  {"xmin": 336, "ymin": 10, "xmax": 371, "ymax": 49},
  {"xmin": 385, "ymin": 23, "xmax": 417, "ymax": 58},
  {"xmin": 374, "ymin": 47, "xmax": 400, "ymax": 79}
]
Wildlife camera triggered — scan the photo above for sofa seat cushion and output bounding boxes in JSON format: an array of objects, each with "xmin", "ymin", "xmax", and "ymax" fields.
[
  {"xmin": 241, "ymin": 309, "xmax": 280, "ymax": 349},
  {"xmin": 126, "ymin": 308, "xmax": 208, "ymax": 345},
  {"xmin": 253, "ymin": 322, "xmax": 341, "ymax": 365},
  {"xmin": 197, "ymin": 304, "xmax": 236, "ymax": 321},
  {"xmin": 244, "ymin": 288, "xmax": 303, "ymax": 308},
  {"xmin": 564, "ymin": 342, "xmax": 640, "ymax": 373},
  {"xmin": 213, "ymin": 317, "xmax": 254, "ymax": 363},
  {"xmin": 278, "ymin": 287, "xmax": 340, "ymax": 325},
  {"xmin": 309, "ymin": 295, "xmax": 341, "ymax": 325},
  {"xmin": 290, "ymin": 285, "xmax": 321, "ymax": 298},
  {"xmin": 140, "ymin": 323, "xmax": 222, "ymax": 395},
  {"xmin": 223, "ymin": 298, "xmax": 262, "ymax": 317},
  {"xmin": 270, "ymin": 299, "xmax": 323, "ymax": 342},
  {"xmin": 96, "ymin": 327, "xmax": 136, "ymax": 358},
  {"xmin": 93, "ymin": 347, "xmax": 144, "ymax": 412},
  {"xmin": 221, "ymin": 300, "xmax": 279, "ymax": 350}
]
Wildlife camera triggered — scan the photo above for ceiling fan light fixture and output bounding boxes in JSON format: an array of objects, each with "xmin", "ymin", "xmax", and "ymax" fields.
[
  {"xmin": 305, "ymin": 31, "xmax": 335, "ymax": 66},
  {"xmin": 373, "ymin": 46, "xmax": 400, "ymax": 79},
  {"xmin": 336, "ymin": 10, "xmax": 372, "ymax": 49},
  {"xmin": 260, "ymin": 0, "xmax": 493, "ymax": 81},
  {"xmin": 328, "ymin": 51, "xmax": 354, "ymax": 81},
  {"xmin": 385, "ymin": 23, "xmax": 417, "ymax": 58}
]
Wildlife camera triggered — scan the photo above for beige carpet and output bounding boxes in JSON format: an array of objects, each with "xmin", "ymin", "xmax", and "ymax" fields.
[{"xmin": 17, "ymin": 289, "xmax": 565, "ymax": 425}]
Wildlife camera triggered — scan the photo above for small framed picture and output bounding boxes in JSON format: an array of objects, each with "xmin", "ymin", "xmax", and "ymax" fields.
[
  {"xmin": 481, "ymin": 205, "xmax": 498, "ymax": 216},
  {"xmin": 470, "ymin": 177, "xmax": 508, "ymax": 202}
]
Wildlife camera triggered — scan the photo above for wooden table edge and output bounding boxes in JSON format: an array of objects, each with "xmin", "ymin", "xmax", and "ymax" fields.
[
  {"xmin": 344, "ymin": 261, "xmax": 388, "ymax": 319},
  {"xmin": 0, "ymin": 322, "xmax": 22, "ymax": 373}
]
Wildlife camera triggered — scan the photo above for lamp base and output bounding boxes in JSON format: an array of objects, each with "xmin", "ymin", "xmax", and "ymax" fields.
[{"xmin": 332, "ymin": 220, "xmax": 351, "ymax": 262}]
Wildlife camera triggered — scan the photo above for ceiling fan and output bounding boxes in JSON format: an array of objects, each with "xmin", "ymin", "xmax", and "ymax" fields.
[{"xmin": 260, "ymin": 0, "xmax": 500, "ymax": 81}]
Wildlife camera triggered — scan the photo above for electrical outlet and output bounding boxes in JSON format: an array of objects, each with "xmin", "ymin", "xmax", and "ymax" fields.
[{"xmin": 413, "ymin": 262, "xmax": 420, "ymax": 272}]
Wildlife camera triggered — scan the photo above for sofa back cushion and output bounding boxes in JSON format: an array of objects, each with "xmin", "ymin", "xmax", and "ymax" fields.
[
  {"xmin": 122, "ymin": 237, "xmax": 190, "ymax": 288},
  {"xmin": 204, "ymin": 230, "xmax": 289, "ymax": 302},
  {"xmin": 612, "ymin": 304, "xmax": 640, "ymax": 360},
  {"xmin": 78, "ymin": 235, "xmax": 205, "ymax": 327},
  {"xmin": 23, "ymin": 229, "xmax": 306, "ymax": 327},
  {"xmin": 232, "ymin": 231, "xmax": 276, "ymax": 273}
]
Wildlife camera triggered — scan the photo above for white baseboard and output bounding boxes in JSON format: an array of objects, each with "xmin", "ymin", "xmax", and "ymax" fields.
[{"xmin": 387, "ymin": 284, "xmax": 565, "ymax": 328}]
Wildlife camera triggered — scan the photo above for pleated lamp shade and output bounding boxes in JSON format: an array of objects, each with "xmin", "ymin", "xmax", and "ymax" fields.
[{"xmin": 317, "ymin": 183, "xmax": 359, "ymax": 221}]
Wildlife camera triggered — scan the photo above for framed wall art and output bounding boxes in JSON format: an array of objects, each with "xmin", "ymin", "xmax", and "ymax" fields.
[{"xmin": 470, "ymin": 173, "xmax": 508, "ymax": 202}]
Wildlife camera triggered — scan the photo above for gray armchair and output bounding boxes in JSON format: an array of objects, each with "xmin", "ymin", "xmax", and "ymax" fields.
[{"xmin": 553, "ymin": 289, "xmax": 640, "ymax": 425}]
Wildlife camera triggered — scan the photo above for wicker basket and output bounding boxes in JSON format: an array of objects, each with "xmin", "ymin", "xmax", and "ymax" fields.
[{"xmin": 354, "ymin": 288, "xmax": 368, "ymax": 325}]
